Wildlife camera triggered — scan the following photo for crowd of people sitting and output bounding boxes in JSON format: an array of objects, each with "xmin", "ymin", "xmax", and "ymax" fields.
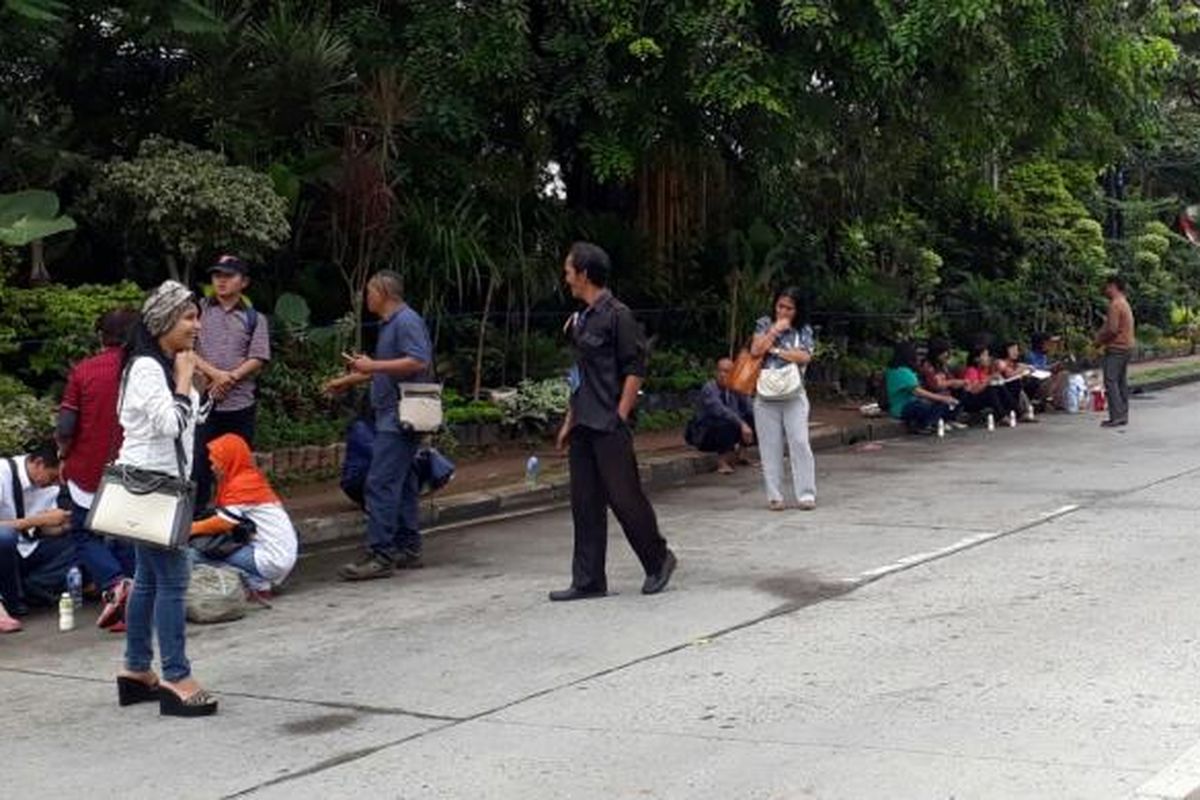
[
  {"xmin": 683, "ymin": 332, "xmax": 1073, "ymax": 460},
  {"xmin": 885, "ymin": 334, "xmax": 1070, "ymax": 435}
]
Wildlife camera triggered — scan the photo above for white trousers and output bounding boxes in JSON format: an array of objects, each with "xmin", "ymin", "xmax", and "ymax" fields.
[{"xmin": 754, "ymin": 392, "xmax": 816, "ymax": 504}]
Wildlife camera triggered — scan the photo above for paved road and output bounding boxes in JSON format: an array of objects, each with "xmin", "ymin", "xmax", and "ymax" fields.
[{"xmin": 4, "ymin": 386, "xmax": 1200, "ymax": 799}]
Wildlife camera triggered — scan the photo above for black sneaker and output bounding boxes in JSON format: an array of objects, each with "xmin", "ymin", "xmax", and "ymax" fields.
[
  {"xmin": 393, "ymin": 549, "xmax": 424, "ymax": 569},
  {"xmin": 338, "ymin": 552, "xmax": 395, "ymax": 581}
]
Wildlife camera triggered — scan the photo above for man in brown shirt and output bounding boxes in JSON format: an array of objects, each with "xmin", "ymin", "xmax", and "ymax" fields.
[{"xmin": 1095, "ymin": 275, "xmax": 1135, "ymax": 427}]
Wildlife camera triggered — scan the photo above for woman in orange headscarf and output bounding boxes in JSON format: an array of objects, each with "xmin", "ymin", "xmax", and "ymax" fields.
[{"xmin": 191, "ymin": 434, "xmax": 297, "ymax": 598}]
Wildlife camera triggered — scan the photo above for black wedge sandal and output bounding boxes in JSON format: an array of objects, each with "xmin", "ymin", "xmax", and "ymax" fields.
[
  {"xmin": 116, "ymin": 676, "xmax": 160, "ymax": 707},
  {"xmin": 158, "ymin": 686, "xmax": 218, "ymax": 717}
]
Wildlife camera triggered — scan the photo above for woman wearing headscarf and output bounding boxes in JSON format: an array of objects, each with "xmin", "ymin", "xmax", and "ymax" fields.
[
  {"xmin": 114, "ymin": 280, "xmax": 217, "ymax": 717},
  {"xmin": 191, "ymin": 433, "xmax": 298, "ymax": 599}
]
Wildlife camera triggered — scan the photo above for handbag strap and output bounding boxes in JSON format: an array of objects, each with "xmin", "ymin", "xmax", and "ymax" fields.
[{"xmin": 5, "ymin": 457, "xmax": 24, "ymax": 519}]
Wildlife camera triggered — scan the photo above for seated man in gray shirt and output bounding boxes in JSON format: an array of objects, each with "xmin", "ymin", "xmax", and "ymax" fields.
[{"xmin": 685, "ymin": 357, "xmax": 755, "ymax": 474}]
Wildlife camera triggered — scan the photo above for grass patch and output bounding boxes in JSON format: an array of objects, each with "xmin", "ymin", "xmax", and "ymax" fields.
[{"xmin": 1131, "ymin": 363, "xmax": 1200, "ymax": 386}]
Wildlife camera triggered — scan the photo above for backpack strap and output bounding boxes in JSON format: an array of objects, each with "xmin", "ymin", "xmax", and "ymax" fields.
[{"xmin": 5, "ymin": 457, "xmax": 24, "ymax": 520}]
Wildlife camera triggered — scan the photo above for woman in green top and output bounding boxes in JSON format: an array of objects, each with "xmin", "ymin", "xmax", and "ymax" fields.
[{"xmin": 885, "ymin": 342, "xmax": 957, "ymax": 434}]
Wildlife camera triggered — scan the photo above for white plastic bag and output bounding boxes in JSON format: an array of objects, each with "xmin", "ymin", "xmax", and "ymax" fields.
[{"xmin": 1065, "ymin": 374, "xmax": 1087, "ymax": 414}]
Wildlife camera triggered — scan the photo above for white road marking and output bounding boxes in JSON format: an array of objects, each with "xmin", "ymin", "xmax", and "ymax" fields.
[
  {"xmin": 847, "ymin": 503, "xmax": 1084, "ymax": 588},
  {"xmin": 1135, "ymin": 741, "xmax": 1200, "ymax": 799}
]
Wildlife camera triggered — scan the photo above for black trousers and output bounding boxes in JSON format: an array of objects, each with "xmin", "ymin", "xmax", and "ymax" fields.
[
  {"xmin": 193, "ymin": 405, "xmax": 257, "ymax": 510},
  {"xmin": 568, "ymin": 425, "xmax": 669, "ymax": 591},
  {"xmin": 688, "ymin": 417, "xmax": 743, "ymax": 454},
  {"xmin": 957, "ymin": 385, "xmax": 1017, "ymax": 418}
]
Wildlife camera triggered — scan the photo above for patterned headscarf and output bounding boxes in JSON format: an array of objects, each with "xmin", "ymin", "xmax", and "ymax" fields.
[{"xmin": 141, "ymin": 280, "xmax": 196, "ymax": 337}]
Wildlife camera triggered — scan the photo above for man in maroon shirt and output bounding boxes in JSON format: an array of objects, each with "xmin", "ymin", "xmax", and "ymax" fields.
[{"xmin": 57, "ymin": 308, "xmax": 138, "ymax": 630}]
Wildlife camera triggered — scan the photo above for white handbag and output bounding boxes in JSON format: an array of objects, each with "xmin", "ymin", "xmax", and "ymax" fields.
[
  {"xmin": 85, "ymin": 368, "xmax": 194, "ymax": 550},
  {"xmin": 756, "ymin": 362, "xmax": 803, "ymax": 400},
  {"xmin": 87, "ymin": 439, "xmax": 194, "ymax": 550},
  {"xmin": 398, "ymin": 382, "xmax": 445, "ymax": 433}
]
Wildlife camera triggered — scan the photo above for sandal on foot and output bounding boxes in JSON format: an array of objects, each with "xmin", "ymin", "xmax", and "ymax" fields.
[
  {"xmin": 768, "ymin": 500, "xmax": 786, "ymax": 512},
  {"xmin": 116, "ymin": 675, "xmax": 160, "ymax": 706},
  {"xmin": 159, "ymin": 686, "xmax": 218, "ymax": 717}
]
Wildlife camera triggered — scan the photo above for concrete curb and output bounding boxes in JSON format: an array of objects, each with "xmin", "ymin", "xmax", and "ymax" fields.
[{"xmin": 294, "ymin": 417, "xmax": 907, "ymax": 548}]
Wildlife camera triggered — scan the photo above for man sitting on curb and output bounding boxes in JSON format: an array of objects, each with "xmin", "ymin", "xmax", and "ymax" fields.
[
  {"xmin": 0, "ymin": 443, "xmax": 72, "ymax": 631},
  {"xmin": 685, "ymin": 357, "xmax": 755, "ymax": 474}
]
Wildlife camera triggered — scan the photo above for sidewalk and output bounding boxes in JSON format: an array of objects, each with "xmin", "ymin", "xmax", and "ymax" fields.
[
  {"xmin": 288, "ymin": 403, "xmax": 902, "ymax": 547},
  {"xmin": 287, "ymin": 353, "xmax": 1200, "ymax": 548}
]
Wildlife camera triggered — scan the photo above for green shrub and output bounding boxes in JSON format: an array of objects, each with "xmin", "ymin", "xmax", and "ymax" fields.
[
  {"xmin": 497, "ymin": 378, "xmax": 570, "ymax": 426},
  {"xmin": 0, "ymin": 393, "xmax": 55, "ymax": 455},
  {"xmin": 256, "ymin": 407, "xmax": 349, "ymax": 451},
  {"xmin": 0, "ymin": 281, "xmax": 145, "ymax": 383},
  {"xmin": 636, "ymin": 408, "xmax": 691, "ymax": 432},
  {"xmin": 445, "ymin": 401, "xmax": 505, "ymax": 425},
  {"xmin": 0, "ymin": 375, "xmax": 33, "ymax": 403},
  {"xmin": 1139, "ymin": 324, "xmax": 1164, "ymax": 346},
  {"xmin": 646, "ymin": 348, "xmax": 709, "ymax": 393}
]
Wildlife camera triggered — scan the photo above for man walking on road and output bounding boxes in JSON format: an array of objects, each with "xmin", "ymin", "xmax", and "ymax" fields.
[
  {"xmin": 549, "ymin": 242, "xmax": 676, "ymax": 602},
  {"xmin": 194, "ymin": 255, "xmax": 271, "ymax": 508},
  {"xmin": 325, "ymin": 270, "xmax": 432, "ymax": 579},
  {"xmin": 1095, "ymin": 274, "xmax": 1135, "ymax": 428}
]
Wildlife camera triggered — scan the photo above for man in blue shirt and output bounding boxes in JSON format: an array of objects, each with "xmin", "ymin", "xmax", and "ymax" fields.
[
  {"xmin": 325, "ymin": 270, "xmax": 432, "ymax": 579},
  {"xmin": 1024, "ymin": 332, "xmax": 1068, "ymax": 410}
]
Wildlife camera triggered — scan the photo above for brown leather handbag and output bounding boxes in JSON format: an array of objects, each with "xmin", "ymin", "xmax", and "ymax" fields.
[{"xmin": 728, "ymin": 347, "xmax": 763, "ymax": 396}]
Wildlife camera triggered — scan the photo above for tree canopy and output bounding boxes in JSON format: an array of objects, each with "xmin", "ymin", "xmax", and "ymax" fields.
[{"xmin": 2, "ymin": 0, "xmax": 1199, "ymax": 378}]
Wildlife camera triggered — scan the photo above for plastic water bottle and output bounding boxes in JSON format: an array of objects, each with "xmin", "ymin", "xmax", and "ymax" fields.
[
  {"xmin": 1025, "ymin": 404, "xmax": 1036, "ymax": 422},
  {"xmin": 986, "ymin": 411, "xmax": 995, "ymax": 431},
  {"xmin": 936, "ymin": 418, "xmax": 945, "ymax": 439},
  {"xmin": 58, "ymin": 593, "xmax": 75, "ymax": 631},
  {"xmin": 66, "ymin": 566, "xmax": 82, "ymax": 609},
  {"xmin": 525, "ymin": 455, "xmax": 540, "ymax": 488}
]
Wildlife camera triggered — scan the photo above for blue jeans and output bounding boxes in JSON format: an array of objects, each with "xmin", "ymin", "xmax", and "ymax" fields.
[
  {"xmin": 70, "ymin": 500, "xmax": 133, "ymax": 591},
  {"xmin": 125, "ymin": 545, "xmax": 191, "ymax": 682},
  {"xmin": 364, "ymin": 428, "xmax": 421, "ymax": 558},
  {"xmin": 0, "ymin": 526, "xmax": 75, "ymax": 611}
]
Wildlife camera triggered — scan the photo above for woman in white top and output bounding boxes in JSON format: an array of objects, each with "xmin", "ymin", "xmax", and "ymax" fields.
[
  {"xmin": 114, "ymin": 281, "xmax": 217, "ymax": 717},
  {"xmin": 191, "ymin": 432, "xmax": 298, "ymax": 599}
]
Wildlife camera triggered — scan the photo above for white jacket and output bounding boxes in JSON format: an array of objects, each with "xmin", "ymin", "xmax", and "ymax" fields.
[{"xmin": 116, "ymin": 356, "xmax": 209, "ymax": 478}]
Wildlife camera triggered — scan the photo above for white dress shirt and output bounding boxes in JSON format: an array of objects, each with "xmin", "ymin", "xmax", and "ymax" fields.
[
  {"xmin": 0, "ymin": 455, "xmax": 59, "ymax": 557},
  {"xmin": 116, "ymin": 356, "xmax": 208, "ymax": 478}
]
